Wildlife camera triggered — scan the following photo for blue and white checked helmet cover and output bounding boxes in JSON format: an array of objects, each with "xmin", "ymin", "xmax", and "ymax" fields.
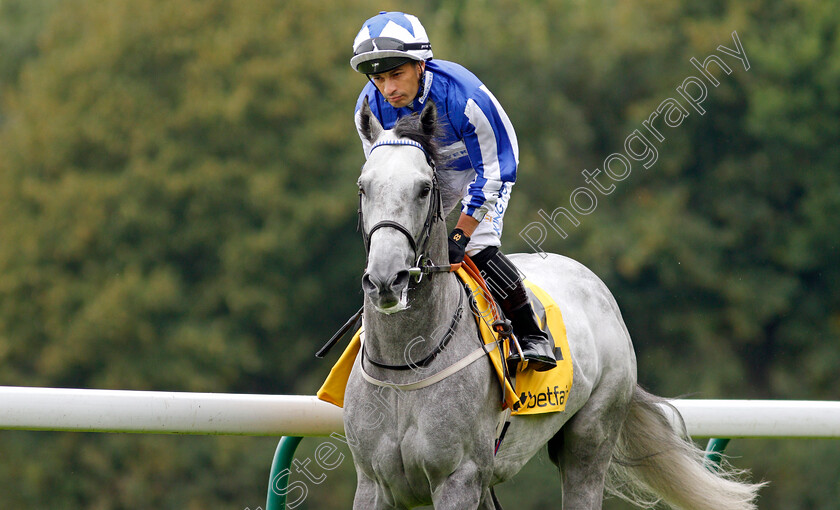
[{"xmin": 351, "ymin": 12, "xmax": 433, "ymax": 72}]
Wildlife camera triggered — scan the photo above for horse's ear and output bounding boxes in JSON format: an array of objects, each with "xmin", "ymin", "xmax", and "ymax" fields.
[
  {"xmin": 358, "ymin": 97, "xmax": 383, "ymax": 143},
  {"xmin": 419, "ymin": 100, "xmax": 437, "ymax": 138}
]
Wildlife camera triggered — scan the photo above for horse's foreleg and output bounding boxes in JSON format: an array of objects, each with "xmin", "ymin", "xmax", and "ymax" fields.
[
  {"xmin": 352, "ymin": 472, "xmax": 377, "ymax": 509},
  {"xmin": 430, "ymin": 461, "xmax": 486, "ymax": 510},
  {"xmin": 353, "ymin": 472, "xmax": 406, "ymax": 510}
]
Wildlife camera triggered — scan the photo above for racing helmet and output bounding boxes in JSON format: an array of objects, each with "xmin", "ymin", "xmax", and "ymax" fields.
[{"xmin": 351, "ymin": 11, "xmax": 433, "ymax": 74}]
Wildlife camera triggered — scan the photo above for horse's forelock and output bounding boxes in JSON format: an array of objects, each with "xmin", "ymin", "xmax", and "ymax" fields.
[{"xmin": 393, "ymin": 114, "xmax": 444, "ymax": 168}]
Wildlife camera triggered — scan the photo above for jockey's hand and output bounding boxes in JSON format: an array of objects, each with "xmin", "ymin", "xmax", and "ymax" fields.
[{"xmin": 448, "ymin": 228, "xmax": 470, "ymax": 264}]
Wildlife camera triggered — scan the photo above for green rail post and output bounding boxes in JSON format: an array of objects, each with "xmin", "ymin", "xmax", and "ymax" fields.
[
  {"xmin": 266, "ymin": 436, "xmax": 304, "ymax": 510},
  {"xmin": 704, "ymin": 437, "xmax": 731, "ymax": 470}
]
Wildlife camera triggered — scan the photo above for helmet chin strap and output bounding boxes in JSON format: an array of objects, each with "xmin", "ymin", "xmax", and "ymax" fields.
[{"xmin": 418, "ymin": 62, "xmax": 426, "ymax": 93}]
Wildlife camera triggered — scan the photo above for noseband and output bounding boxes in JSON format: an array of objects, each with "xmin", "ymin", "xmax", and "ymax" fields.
[{"xmin": 358, "ymin": 139, "xmax": 455, "ymax": 283}]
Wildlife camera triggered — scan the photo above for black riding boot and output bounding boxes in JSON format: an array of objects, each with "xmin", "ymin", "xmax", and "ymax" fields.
[{"xmin": 470, "ymin": 247, "xmax": 557, "ymax": 373}]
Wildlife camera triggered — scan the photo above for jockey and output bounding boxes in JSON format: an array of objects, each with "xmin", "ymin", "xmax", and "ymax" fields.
[{"xmin": 351, "ymin": 11, "xmax": 557, "ymax": 372}]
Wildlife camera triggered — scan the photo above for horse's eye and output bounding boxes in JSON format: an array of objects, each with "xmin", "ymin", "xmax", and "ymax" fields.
[{"xmin": 419, "ymin": 186, "xmax": 431, "ymax": 198}]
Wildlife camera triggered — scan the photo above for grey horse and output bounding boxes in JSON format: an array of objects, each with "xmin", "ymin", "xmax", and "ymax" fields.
[{"xmin": 343, "ymin": 99, "xmax": 763, "ymax": 509}]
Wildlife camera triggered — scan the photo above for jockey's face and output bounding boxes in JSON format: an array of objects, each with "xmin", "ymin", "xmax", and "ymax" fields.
[{"xmin": 369, "ymin": 61, "xmax": 425, "ymax": 109}]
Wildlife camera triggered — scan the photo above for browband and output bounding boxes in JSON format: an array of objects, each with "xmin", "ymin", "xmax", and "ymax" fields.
[{"xmin": 369, "ymin": 139, "xmax": 433, "ymax": 167}]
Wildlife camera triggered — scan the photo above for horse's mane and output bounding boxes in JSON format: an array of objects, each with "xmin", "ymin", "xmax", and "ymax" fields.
[{"xmin": 392, "ymin": 110, "xmax": 445, "ymax": 169}]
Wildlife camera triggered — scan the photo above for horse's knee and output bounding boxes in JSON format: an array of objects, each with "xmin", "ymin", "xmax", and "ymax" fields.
[{"xmin": 431, "ymin": 461, "xmax": 486, "ymax": 510}]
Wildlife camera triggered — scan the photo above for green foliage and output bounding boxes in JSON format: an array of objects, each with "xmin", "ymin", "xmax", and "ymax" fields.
[
  {"xmin": 0, "ymin": 0, "xmax": 60, "ymax": 87},
  {"xmin": 0, "ymin": 0, "xmax": 837, "ymax": 508},
  {"xmin": 0, "ymin": 0, "xmax": 368, "ymax": 392}
]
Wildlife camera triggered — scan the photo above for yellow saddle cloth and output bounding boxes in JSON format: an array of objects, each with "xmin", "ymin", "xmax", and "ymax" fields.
[{"xmin": 316, "ymin": 268, "xmax": 573, "ymax": 416}]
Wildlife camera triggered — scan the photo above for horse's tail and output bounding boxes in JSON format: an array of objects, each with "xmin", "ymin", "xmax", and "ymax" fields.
[{"xmin": 606, "ymin": 385, "xmax": 765, "ymax": 510}]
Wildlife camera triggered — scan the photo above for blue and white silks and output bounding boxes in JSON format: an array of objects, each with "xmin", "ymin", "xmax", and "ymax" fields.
[{"xmin": 354, "ymin": 60, "xmax": 518, "ymax": 252}]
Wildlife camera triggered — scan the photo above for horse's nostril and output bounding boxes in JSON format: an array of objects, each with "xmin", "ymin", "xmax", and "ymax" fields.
[
  {"xmin": 362, "ymin": 273, "xmax": 378, "ymax": 294},
  {"xmin": 391, "ymin": 270, "xmax": 410, "ymax": 291},
  {"xmin": 363, "ymin": 269, "xmax": 409, "ymax": 298}
]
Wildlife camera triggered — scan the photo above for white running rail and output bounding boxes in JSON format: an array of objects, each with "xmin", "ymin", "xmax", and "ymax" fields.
[{"xmin": 1, "ymin": 386, "xmax": 839, "ymax": 438}]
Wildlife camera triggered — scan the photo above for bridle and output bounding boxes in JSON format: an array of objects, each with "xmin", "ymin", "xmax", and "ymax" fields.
[
  {"xmin": 358, "ymin": 138, "xmax": 459, "ymax": 284},
  {"xmin": 358, "ymin": 138, "xmax": 467, "ymax": 372},
  {"xmin": 316, "ymin": 136, "xmax": 470, "ymax": 365}
]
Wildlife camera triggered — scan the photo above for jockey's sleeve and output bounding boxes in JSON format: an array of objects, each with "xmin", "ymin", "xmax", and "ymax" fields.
[{"xmin": 457, "ymin": 85, "xmax": 519, "ymax": 222}]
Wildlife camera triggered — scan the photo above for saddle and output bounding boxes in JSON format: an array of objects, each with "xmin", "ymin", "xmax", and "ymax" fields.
[
  {"xmin": 316, "ymin": 263, "xmax": 573, "ymax": 416},
  {"xmin": 456, "ymin": 260, "xmax": 574, "ymax": 415}
]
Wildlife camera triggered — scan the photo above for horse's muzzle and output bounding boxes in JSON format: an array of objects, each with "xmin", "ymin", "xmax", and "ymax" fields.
[{"xmin": 362, "ymin": 268, "xmax": 410, "ymax": 313}]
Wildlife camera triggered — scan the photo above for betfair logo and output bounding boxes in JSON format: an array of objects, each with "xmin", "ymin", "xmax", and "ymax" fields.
[{"xmin": 519, "ymin": 385, "xmax": 566, "ymax": 409}]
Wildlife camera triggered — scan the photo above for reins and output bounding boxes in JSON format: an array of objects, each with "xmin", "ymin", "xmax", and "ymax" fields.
[
  {"xmin": 361, "ymin": 281, "xmax": 465, "ymax": 371},
  {"xmin": 355, "ymin": 138, "xmax": 522, "ymax": 376},
  {"xmin": 317, "ymin": 138, "xmax": 457, "ymax": 361},
  {"xmin": 356, "ymin": 137, "xmax": 467, "ymax": 372},
  {"xmin": 327, "ymin": 136, "xmax": 519, "ymax": 394}
]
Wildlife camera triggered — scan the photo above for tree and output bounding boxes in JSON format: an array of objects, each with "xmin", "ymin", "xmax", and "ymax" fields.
[{"xmin": 0, "ymin": 0, "xmax": 370, "ymax": 506}]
